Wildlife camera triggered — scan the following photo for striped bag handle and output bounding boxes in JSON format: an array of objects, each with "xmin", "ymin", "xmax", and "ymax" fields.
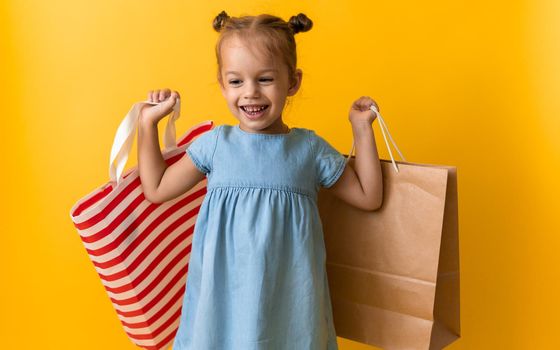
[
  {"xmin": 109, "ymin": 98, "xmax": 181, "ymax": 185},
  {"xmin": 344, "ymin": 105, "xmax": 407, "ymax": 173}
]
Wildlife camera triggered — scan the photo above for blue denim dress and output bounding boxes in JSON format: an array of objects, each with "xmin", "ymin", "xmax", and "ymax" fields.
[{"xmin": 172, "ymin": 124, "xmax": 347, "ymax": 350}]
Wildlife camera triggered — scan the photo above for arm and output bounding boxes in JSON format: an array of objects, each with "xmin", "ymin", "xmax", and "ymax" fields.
[
  {"xmin": 137, "ymin": 120, "xmax": 205, "ymax": 204},
  {"xmin": 325, "ymin": 97, "xmax": 383, "ymax": 211},
  {"xmin": 137, "ymin": 88, "xmax": 205, "ymax": 204}
]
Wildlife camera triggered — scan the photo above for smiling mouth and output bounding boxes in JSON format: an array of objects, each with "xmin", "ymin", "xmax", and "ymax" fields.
[{"xmin": 240, "ymin": 105, "xmax": 269, "ymax": 116}]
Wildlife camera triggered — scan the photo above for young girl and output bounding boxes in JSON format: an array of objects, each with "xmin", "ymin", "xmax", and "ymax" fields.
[{"xmin": 137, "ymin": 11, "xmax": 383, "ymax": 350}]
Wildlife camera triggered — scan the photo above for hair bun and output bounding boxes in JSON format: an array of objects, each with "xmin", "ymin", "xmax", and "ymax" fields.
[
  {"xmin": 288, "ymin": 13, "xmax": 313, "ymax": 34},
  {"xmin": 213, "ymin": 10, "xmax": 230, "ymax": 32}
]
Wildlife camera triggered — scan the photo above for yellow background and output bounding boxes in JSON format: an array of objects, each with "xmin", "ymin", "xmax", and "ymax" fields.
[{"xmin": 1, "ymin": 0, "xmax": 558, "ymax": 349}]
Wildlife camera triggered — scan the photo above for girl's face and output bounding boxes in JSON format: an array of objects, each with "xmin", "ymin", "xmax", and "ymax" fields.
[{"xmin": 219, "ymin": 36, "xmax": 302, "ymax": 134}]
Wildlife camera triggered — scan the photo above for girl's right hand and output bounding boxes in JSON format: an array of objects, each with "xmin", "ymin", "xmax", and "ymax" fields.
[{"xmin": 140, "ymin": 88, "xmax": 181, "ymax": 125}]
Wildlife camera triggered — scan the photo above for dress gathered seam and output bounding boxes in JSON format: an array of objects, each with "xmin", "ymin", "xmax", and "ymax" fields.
[{"xmin": 207, "ymin": 183, "xmax": 316, "ymax": 199}]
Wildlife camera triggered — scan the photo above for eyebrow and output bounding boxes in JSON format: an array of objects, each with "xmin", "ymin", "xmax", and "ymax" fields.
[{"xmin": 225, "ymin": 68, "xmax": 278, "ymax": 75}]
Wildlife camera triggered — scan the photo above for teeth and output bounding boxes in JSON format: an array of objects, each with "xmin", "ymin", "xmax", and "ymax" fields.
[{"xmin": 243, "ymin": 105, "xmax": 267, "ymax": 112}]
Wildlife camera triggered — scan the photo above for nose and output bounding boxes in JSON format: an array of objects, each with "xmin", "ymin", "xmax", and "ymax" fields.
[{"xmin": 243, "ymin": 81, "xmax": 261, "ymax": 99}]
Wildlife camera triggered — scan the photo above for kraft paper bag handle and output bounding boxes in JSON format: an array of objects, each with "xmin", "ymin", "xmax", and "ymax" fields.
[
  {"xmin": 344, "ymin": 105, "xmax": 406, "ymax": 173},
  {"xmin": 109, "ymin": 98, "xmax": 181, "ymax": 185}
]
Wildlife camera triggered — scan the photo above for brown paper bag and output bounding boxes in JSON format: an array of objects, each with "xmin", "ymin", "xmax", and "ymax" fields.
[{"xmin": 318, "ymin": 107, "xmax": 460, "ymax": 350}]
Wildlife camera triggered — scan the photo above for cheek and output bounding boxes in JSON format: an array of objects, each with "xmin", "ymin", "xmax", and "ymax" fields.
[
  {"xmin": 224, "ymin": 93, "xmax": 236, "ymax": 104},
  {"xmin": 228, "ymin": 98, "xmax": 240, "ymax": 109}
]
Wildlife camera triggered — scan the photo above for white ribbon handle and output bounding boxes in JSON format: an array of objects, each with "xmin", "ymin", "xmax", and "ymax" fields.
[
  {"xmin": 109, "ymin": 98, "xmax": 181, "ymax": 185},
  {"xmin": 344, "ymin": 105, "xmax": 406, "ymax": 173}
]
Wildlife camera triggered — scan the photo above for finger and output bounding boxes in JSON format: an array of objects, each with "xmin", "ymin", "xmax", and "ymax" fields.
[
  {"xmin": 354, "ymin": 97, "xmax": 369, "ymax": 109},
  {"xmin": 166, "ymin": 91, "xmax": 177, "ymax": 104},
  {"xmin": 359, "ymin": 97, "xmax": 370, "ymax": 106},
  {"xmin": 371, "ymin": 100, "xmax": 379, "ymax": 111},
  {"xmin": 159, "ymin": 89, "xmax": 169, "ymax": 102},
  {"xmin": 362, "ymin": 97, "xmax": 378, "ymax": 111},
  {"xmin": 147, "ymin": 90, "xmax": 153, "ymax": 102},
  {"xmin": 353, "ymin": 98, "xmax": 364, "ymax": 107}
]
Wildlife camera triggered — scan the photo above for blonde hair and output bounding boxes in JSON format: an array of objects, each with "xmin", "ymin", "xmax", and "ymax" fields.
[{"xmin": 212, "ymin": 11, "xmax": 313, "ymax": 89}]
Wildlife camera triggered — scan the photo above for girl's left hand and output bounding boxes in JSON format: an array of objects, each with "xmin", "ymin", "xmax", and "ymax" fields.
[{"xmin": 348, "ymin": 96, "xmax": 379, "ymax": 125}]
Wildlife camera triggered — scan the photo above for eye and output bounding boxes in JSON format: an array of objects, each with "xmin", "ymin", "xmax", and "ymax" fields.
[{"xmin": 228, "ymin": 77, "xmax": 273, "ymax": 86}]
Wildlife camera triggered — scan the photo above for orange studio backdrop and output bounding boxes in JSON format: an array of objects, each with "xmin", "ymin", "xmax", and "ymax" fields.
[{"xmin": 1, "ymin": 0, "xmax": 559, "ymax": 349}]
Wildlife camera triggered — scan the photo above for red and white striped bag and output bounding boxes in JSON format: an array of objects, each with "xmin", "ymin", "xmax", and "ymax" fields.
[{"xmin": 69, "ymin": 99, "xmax": 214, "ymax": 350}]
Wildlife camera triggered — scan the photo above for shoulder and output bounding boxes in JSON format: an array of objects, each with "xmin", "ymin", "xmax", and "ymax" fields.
[
  {"xmin": 299, "ymin": 127, "xmax": 327, "ymax": 141},
  {"xmin": 190, "ymin": 123, "xmax": 222, "ymax": 142},
  {"xmin": 194, "ymin": 123, "xmax": 227, "ymax": 140},
  {"xmin": 187, "ymin": 124, "xmax": 225, "ymax": 152},
  {"xmin": 215, "ymin": 123, "xmax": 235, "ymax": 136},
  {"xmin": 295, "ymin": 126, "xmax": 314, "ymax": 135},
  {"xmin": 301, "ymin": 128, "xmax": 331, "ymax": 149},
  {"xmin": 290, "ymin": 128, "xmax": 334, "ymax": 164},
  {"xmin": 210, "ymin": 123, "xmax": 226, "ymax": 134},
  {"xmin": 289, "ymin": 127, "xmax": 327, "ymax": 154},
  {"xmin": 293, "ymin": 127, "xmax": 316, "ymax": 142}
]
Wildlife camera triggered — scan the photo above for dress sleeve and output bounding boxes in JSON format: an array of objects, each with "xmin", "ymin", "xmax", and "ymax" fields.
[
  {"xmin": 309, "ymin": 130, "xmax": 348, "ymax": 188},
  {"xmin": 186, "ymin": 125, "xmax": 220, "ymax": 175}
]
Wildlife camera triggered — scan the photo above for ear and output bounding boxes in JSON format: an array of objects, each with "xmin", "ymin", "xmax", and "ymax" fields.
[{"xmin": 287, "ymin": 68, "xmax": 303, "ymax": 96}]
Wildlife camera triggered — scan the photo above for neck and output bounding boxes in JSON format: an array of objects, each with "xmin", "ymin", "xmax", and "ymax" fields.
[{"xmin": 239, "ymin": 121, "xmax": 290, "ymax": 134}]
